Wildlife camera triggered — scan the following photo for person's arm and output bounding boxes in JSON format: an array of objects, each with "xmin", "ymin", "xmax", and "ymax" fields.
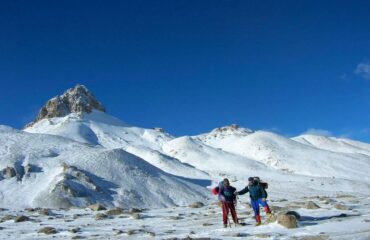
[
  {"xmin": 237, "ymin": 186, "xmax": 249, "ymax": 195},
  {"xmin": 231, "ymin": 187, "xmax": 237, "ymax": 201},
  {"xmin": 218, "ymin": 188, "xmax": 226, "ymax": 202}
]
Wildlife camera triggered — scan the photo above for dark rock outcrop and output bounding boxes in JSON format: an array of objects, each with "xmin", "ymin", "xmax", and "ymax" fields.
[{"xmin": 26, "ymin": 84, "xmax": 105, "ymax": 127}]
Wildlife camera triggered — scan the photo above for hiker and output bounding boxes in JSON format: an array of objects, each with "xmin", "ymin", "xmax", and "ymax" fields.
[
  {"xmin": 235, "ymin": 177, "xmax": 272, "ymax": 226},
  {"xmin": 218, "ymin": 178, "xmax": 239, "ymax": 227}
]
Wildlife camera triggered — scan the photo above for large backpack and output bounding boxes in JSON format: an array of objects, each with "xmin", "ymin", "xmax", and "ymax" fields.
[
  {"xmin": 211, "ymin": 180, "xmax": 224, "ymax": 195},
  {"xmin": 253, "ymin": 176, "xmax": 268, "ymax": 189},
  {"xmin": 211, "ymin": 186, "xmax": 219, "ymax": 195}
]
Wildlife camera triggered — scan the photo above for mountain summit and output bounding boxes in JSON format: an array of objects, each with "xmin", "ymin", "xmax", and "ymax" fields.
[{"xmin": 27, "ymin": 85, "xmax": 105, "ymax": 126}]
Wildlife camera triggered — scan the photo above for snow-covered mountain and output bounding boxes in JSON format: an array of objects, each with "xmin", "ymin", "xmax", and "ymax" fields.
[
  {"xmin": 1, "ymin": 85, "xmax": 369, "ymax": 210},
  {"xmin": 0, "ymin": 125, "xmax": 209, "ymax": 209}
]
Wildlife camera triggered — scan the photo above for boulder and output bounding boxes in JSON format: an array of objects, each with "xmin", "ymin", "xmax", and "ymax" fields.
[
  {"xmin": 277, "ymin": 214, "xmax": 298, "ymax": 228},
  {"xmin": 3, "ymin": 167, "xmax": 16, "ymax": 178},
  {"xmin": 305, "ymin": 201, "xmax": 320, "ymax": 209},
  {"xmin": 189, "ymin": 202, "xmax": 205, "ymax": 208},
  {"xmin": 88, "ymin": 203, "xmax": 106, "ymax": 211},
  {"xmin": 69, "ymin": 227, "xmax": 80, "ymax": 233},
  {"xmin": 131, "ymin": 213, "xmax": 141, "ymax": 220},
  {"xmin": 14, "ymin": 215, "xmax": 30, "ymax": 223},
  {"xmin": 38, "ymin": 227, "xmax": 58, "ymax": 235},
  {"xmin": 95, "ymin": 213, "xmax": 108, "ymax": 220},
  {"xmin": 1, "ymin": 215, "xmax": 14, "ymax": 222},
  {"xmin": 25, "ymin": 208, "xmax": 36, "ymax": 212},
  {"xmin": 106, "ymin": 207, "xmax": 124, "ymax": 215},
  {"xmin": 284, "ymin": 211, "xmax": 301, "ymax": 220},
  {"xmin": 334, "ymin": 204, "xmax": 350, "ymax": 210},
  {"xmin": 255, "ymin": 233, "xmax": 272, "ymax": 238},
  {"xmin": 38, "ymin": 208, "xmax": 52, "ymax": 216}
]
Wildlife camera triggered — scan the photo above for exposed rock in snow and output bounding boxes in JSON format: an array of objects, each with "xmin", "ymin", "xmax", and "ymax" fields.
[
  {"xmin": 1, "ymin": 195, "xmax": 370, "ymax": 239},
  {"xmin": 277, "ymin": 213, "xmax": 298, "ymax": 228},
  {"xmin": 14, "ymin": 215, "xmax": 30, "ymax": 223},
  {"xmin": 26, "ymin": 84, "xmax": 105, "ymax": 127},
  {"xmin": 37, "ymin": 226, "xmax": 58, "ymax": 235},
  {"xmin": 305, "ymin": 201, "xmax": 321, "ymax": 209},
  {"xmin": 88, "ymin": 203, "xmax": 106, "ymax": 211},
  {"xmin": 106, "ymin": 207, "xmax": 124, "ymax": 215},
  {"xmin": 198, "ymin": 124, "xmax": 253, "ymax": 140},
  {"xmin": 2, "ymin": 167, "xmax": 16, "ymax": 178}
]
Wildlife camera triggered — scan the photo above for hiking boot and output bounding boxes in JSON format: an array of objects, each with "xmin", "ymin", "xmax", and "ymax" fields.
[
  {"xmin": 223, "ymin": 224, "xmax": 227, "ymax": 228},
  {"xmin": 255, "ymin": 222, "xmax": 262, "ymax": 226}
]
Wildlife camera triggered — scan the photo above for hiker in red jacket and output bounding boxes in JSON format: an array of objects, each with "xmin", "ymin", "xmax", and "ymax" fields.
[{"xmin": 218, "ymin": 178, "xmax": 239, "ymax": 227}]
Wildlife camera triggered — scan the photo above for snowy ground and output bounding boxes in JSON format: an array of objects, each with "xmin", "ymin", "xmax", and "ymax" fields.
[{"xmin": 1, "ymin": 194, "xmax": 369, "ymax": 239}]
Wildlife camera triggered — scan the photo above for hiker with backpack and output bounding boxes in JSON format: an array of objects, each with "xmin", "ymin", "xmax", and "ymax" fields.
[
  {"xmin": 217, "ymin": 178, "xmax": 239, "ymax": 227},
  {"xmin": 235, "ymin": 177, "xmax": 272, "ymax": 226}
]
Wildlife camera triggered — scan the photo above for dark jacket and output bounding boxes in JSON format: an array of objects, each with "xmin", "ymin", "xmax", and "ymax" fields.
[
  {"xmin": 219, "ymin": 185, "xmax": 237, "ymax": 202},
  {"xmin": 238, "ymin": 183, "xmax": 267, "ymax": 200}
]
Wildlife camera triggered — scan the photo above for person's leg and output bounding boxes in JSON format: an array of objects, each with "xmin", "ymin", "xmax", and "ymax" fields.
[
  {"xmin": 222, "ymin": 202, "xmax": 229, "ymax": 226},
  {"xmin": 258, "ymin": 199, "xmax": 271, "ymax": 214},
  {"xmin": 228, "ymin": 202, "xmax": 238, "ymax": 224},
  {"xmin": 251, "ymin": 199, "xmax": 261, "ymax": 223},
  {"xmin": 255, "ymin": 215, "xmax": 261, "ymax": 224}
]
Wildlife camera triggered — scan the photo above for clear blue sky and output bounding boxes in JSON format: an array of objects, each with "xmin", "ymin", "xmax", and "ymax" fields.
[{"xmin": 0, "ymin": 1, "xmax": 369, "ymax": 141}]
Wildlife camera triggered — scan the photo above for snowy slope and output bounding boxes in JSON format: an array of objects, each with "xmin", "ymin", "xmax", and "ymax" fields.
[
  {"xmin": 24, "ymin": 111, "xmax": 209, "ymax": 180},
  {"xmin": 162, "ymin": 136, "xmax": 268, "ymax": 176},
  {"xmin": 195, "ymin": 127, "xmax": 370, "ymax": 182},
  {"xmin": 0, "ymin": 125, "xmax": 209, "ymax": 209},
  {"xmin": 25, "ymin": 111, "xmax": 174, "ymax": 150},
  {"xmin": 124, "ymin": 144, "xmax": 209, "ymax": 179},
  {"xmin": 22, "ymin": 116, "xmax": 370, "ymax": 201},
  {"xmin": 292, "ymin": 134, "xmax": 370, "ymax": 156}
]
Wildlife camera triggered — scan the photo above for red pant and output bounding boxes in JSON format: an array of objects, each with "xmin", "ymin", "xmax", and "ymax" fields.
[{"xmin": 221, "ymin": 201, "xmax": 238, "ymax": 225}]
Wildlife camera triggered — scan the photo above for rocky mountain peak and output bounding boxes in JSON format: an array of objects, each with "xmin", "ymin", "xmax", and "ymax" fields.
[
  {"xmin": 26, "ymin": 84, "xmax": 105, "ymax": 127},
  {"xmin": 208, "ymin": 124, "xmax": 254, "ymax": 137}
]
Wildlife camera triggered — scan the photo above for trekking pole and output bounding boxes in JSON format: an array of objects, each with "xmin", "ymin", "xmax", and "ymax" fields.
[{"xmin": 227, "ymin": 214, "xmax": 231, "ymax": 228}]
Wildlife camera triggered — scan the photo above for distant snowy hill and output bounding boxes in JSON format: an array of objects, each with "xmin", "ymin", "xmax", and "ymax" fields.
[
  {"xmin": 194, "ymin": 128, "xmax": 370, "ymax": 181},
  {"xmin": 292, "ymin": 134, "xmax": 370, "ymax": 156},
  {"xmin": 0, "ymin": 85, "xmax": 369, "ymax": 209}
]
